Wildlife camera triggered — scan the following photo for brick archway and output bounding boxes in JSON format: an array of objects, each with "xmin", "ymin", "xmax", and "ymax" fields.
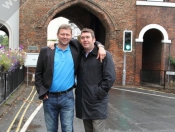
[
  {"xmin": 20, "ymin": 0, "xmax": 123, "ymax": 85},
  {"xmin": 36, "ymin": 0, "xmax": 117, "ymax": 47},
  {"xmin": 37, "ymin": 1, "xmax": 116, "ymax": 31}
]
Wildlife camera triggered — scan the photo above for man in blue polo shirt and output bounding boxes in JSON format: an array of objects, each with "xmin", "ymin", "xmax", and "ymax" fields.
[{"xmin": 35, "ymin": 24, "xmax": 105, "ymax": 132}]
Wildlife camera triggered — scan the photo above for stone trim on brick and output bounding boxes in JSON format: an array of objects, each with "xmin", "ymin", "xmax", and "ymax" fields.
[
  {"xmin": 135, "ymin": 24, "xmax": 171, "ymax": 43},
  {"xmin": 136, "ymin": 1, "xmax": 175, "ymax": 7}
]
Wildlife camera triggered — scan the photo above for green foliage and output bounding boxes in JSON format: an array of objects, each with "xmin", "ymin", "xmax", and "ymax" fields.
[
  {"xmin": 77, "ymin": 35, "xmax": 81, "ymax": 42},
  {"xmin": 0, "ymin": 35, "xmax": 3, "ymax": 44},
  {"xmin": 169, "ymin": 55, "xmax": 175, "ymax": 67},
  {"xmin": 0, "ymin": 34, "xmax": 8, "ymax": 47},
  {"xmin": 0, "ymin": 53, "xmax": 11, "ymax": 71},
  {"xmin": 2, "ymin": 35, "xmax": 9, "ymax": 46},
  {"xmin": 47, "ymin": 39, "xmax": 57, "ymax": 41},
  {"xmin": 0, "ymin": 45, "xmax": 26, "ymax": 72}
]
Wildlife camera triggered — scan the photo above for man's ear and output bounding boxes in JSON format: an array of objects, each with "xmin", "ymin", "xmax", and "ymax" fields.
[{"xmin": 93, "ymin": 38, "xmax": 96, "ymax": 43}]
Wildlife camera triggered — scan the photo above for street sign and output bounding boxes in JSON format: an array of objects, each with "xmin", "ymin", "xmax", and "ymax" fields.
[
  {"xmin": 166, "ymin": 71, "xmax": 175, "ymax": 75},
  {"xmin": 24, "ymin": 53, "xmax": 39, "ymax": 67},
  {"xmin": 24, "ymin": 53, "xmax": 39, "ymax": 86}
]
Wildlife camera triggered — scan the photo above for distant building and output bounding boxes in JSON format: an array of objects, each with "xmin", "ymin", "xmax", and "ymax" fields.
[
  {"xmin": 69, "ymin": 21, "xmax": 81, "ymax": 39},
  {"xmin": 1, "ymin": 0, "xmax": 175, "ymax": 86},
  {"xmin": 0, "ymin": 0, "xmax": 20, "ymax": 49}
]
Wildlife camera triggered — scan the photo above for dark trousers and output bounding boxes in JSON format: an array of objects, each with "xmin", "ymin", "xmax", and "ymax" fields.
[{"xmin": 83, "ymin": 119, "xmax": 106, "ymax": 132}]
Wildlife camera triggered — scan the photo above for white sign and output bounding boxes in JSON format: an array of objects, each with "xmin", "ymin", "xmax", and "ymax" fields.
[
  {"xmin": 24, "ymin": 53, "xmax": 39, "ymax": 67},
  {"xmin": 166, "ymin": 71, "xmax": 175, "ymax": 75}
]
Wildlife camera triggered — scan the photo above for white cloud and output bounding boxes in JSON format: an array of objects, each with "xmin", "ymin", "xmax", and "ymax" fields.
[{"xmin": 0, "ymin": 31, "xmax": 5, "ymax": 35}]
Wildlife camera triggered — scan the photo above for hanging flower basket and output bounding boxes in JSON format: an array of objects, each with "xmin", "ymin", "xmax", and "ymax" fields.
[{"xmin": 0, "ymin": 45, "xmax": 27, "ymax": 73}]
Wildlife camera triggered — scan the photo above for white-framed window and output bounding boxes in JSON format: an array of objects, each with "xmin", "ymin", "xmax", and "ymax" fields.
[
  {"xmin": 147, "ymin": 0, "xmax": 163, "ymax": 1},
  {"xmin": 137, "ymin": 1, "xmax": 175, "ymax": 7}
]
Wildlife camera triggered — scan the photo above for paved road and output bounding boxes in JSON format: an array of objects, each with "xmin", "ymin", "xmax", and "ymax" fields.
[
  {"xmin": 1, "ymin": 86, "xmax": 175, "ymax": 132},
  {"xmin": 107, "ymin": 87, "xmax": 175, "ymax": 132}
]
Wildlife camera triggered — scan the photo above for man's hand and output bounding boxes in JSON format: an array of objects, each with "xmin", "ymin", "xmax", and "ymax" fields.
[
  {"xmin": 43, "ymin": 94, "xmax": 48, "ymax": 100},
  {"xmin": 47, "ymin": 42, "xmax": 55, "ymax": 50},
  {"xmin": 97, "ymin": 46, "xmax": 106, "ymax": 63}
]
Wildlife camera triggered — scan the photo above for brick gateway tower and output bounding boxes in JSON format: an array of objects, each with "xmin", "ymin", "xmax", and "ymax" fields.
[{"xmin": 19, "ymin": 0, "xmax": 175, "ymax": 86}]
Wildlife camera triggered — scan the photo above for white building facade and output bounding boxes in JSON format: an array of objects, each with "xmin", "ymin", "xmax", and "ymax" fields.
[{"xmin": 0, "ymin": 0, "xmax": 20, "ymax": 49}]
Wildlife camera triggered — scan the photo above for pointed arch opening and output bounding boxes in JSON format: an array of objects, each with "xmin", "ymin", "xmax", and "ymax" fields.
[{"xmin": 37, "ymin": 1, "xmax": 117, "ymax": 46}]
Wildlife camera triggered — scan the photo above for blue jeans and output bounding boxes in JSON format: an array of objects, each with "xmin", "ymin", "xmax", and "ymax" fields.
[{"xmin": 43, "ymin": 90, "xmax": 74, "ymax": 132}]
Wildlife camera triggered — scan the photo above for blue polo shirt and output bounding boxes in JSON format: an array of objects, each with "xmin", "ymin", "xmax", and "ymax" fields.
[{"xmin": 49, "ymin": 45, "xmax": 74, "ymax": 92}]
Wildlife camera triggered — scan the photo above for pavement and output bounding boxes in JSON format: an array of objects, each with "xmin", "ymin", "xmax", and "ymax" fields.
[
  {"xmin": 0, "ymin": 82, "xmax": 96, "ymax": 118},
  {"xmin": 1, "ymin": 82, "xmax": 175, "ymax": 131},
  {"xmin": 1, "ymin": 82, "xmax": 175, "ymax": 119},
  {"xmin": 0, "ymin": 82, "xmax": 26, "ymax": 118}
]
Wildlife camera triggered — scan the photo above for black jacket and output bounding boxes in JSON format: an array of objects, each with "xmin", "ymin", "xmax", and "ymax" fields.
[
  {"xmin": 75, "ymin": 46, "xmax": 116, "ymax": 119},
  {"xmin": 35, "ymin": 39, "xmax": 82, "ymax": 99}
]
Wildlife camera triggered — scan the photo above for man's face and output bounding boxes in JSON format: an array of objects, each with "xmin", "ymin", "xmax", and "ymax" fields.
[
  {"xmin": 80, "ymin": 32, "xmax": 95, "ymax": 51},
  {"xmin": 57, "ymin": 29, "xmax": 72, "ymax": 46}
]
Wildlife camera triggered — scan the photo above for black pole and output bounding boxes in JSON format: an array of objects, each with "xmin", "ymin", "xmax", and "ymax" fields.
[
  {"xmin": 4, "ymin": 73, "xmax": 6, "ymax": 100},
  {"xmin": 164, "ymin": 71, "xmax": 166, "ymax": 90}
]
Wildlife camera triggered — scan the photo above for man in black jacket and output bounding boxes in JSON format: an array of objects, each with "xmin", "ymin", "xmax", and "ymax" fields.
[
  {"xmin": 75, "ymin": 28, "xmax": 116, "ymax": 132},
  {"xmin": 35, "ymin": 24, "xmax": 106, "ymax": 132}
]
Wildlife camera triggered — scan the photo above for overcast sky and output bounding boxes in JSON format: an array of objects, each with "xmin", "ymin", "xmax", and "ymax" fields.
[
  {"xmin": 0, "ymin": 17, "xmax": 70, "ymax": 40},
  {"xmin": 47, "ymin": 17, "xmax": 69, "ymax": 40},
  {"xmin": 0, "ymin": 17, "xmax": 69, "ymax": 37},
  {"xmin": 0, "ymin": 30, "xmax": 5, "ymax": 35}
]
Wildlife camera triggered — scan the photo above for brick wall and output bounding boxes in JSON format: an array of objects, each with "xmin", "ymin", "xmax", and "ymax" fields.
[{"xmin": 19, "ymin": 0, "xmax": 175, "ymax": 86}]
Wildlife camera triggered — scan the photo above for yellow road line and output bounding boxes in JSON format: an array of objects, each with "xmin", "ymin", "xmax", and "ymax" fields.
[
  {"xmin": 15, "ymin": 91, "xmax": 37, "ymax": 132},
  {"xmin": 20, "ymin": 103, "xmax": 43, "ymax": 132},
  {"xmin": 6, "ymin": 86, "xmax": 35, "ymax": 132}
]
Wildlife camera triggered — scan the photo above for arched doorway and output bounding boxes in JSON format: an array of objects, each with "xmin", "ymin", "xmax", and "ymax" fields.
[
  {"xmin": 135, "ymin": 24, "xmax": 171, "ymax": 85},
  {"xmin": 141, "ymin": 29, "xmax": 163, "ymax": 85},
  {"xmin": 20, "ymin": 0, "xmax": 118, "ymax": 85},
  {"xmin": 142, "ymin": 29, "xmax": 162, "ymax": 70},
  {"xmin": 0, "ymin": 24, "xmax": 9, "ymax": 47},
  {"xmin": 37, "ymin": 1, "xmax": 116, "ymax": 48},
  {"xmin": 52, "ymin": 5, "xmax": 106, "ymax": 44}
]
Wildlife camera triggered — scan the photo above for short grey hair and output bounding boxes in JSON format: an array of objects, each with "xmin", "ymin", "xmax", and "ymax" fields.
[{"xmin": 57, "ymin": 24, "xmax": 72, "ymax": 34}]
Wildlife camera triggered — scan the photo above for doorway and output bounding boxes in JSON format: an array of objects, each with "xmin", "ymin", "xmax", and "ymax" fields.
[
  {"xmin": 52, "ymin": 5, "xmax": 106, "ymax": 44},
  {"xmin": 141, "ymin": 29, "xmax": 163, "ymax": 85}
]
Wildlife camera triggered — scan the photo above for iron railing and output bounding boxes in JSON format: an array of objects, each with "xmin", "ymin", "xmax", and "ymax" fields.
[
  {"xmin": 140, "ymin": 70, "xmax": 165, "ymax": 85},
  {"xmin": 140, "ymin": 69, "xmax": 175, "ymax": 89},
  {"xmin": 0, "ymin": 66, "xmax": 25, "ymax": 105}
]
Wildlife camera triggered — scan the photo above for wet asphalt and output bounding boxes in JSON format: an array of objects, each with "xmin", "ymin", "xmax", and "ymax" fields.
[{"xmin": 1, "ymin": 84, "xmax": 175, "ymax": 132}]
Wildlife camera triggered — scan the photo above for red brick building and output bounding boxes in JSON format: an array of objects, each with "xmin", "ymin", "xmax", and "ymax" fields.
[{"xmin": 19, "ymin": 0, "xmax": 175, "ymax": 86}]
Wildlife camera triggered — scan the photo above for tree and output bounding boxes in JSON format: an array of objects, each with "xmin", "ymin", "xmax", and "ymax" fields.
[
  {"xmin": 0, "ymin": 35, "xmax": 3, "ymax": 44},
  {"xmin": 169, "ymin": 55, "xmax": 175, "ymax": 68},
  {"xmin": 2, "ymin": 35, "xmax": 9, "ymax": 47}
]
